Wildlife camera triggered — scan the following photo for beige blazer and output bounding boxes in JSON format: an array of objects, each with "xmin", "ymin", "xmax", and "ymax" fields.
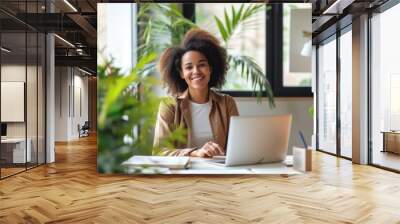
[{"xmin": 153, "ymin": 89, "xmax": 239, "ymax": 156}]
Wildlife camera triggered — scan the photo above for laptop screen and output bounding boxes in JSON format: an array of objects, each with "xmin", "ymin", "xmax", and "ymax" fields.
[{"xmin": 1, "ymin": 123, "xmax": 7, "ymax": 137}]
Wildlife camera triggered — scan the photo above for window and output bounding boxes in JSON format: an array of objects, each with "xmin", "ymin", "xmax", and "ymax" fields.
[
  {"xmin": 97, "ymin": 3, "xmax": 136, "ymax": 73},
  {"xmin": 370, "ymin": 3, "xmax": 400, "ymax": 171},
  {"xmin": 390, "ymin": 75, "xmax": 400, "ymax": 129},
  {"xmin": 267, "ymin": 4, "xmax": 312, "ymax": 97},
  {"xmin": 315, "ymin": 23, "xmax": 352, "ymax": 159},
  {"xmin": 282, "ymin": 3, "xmax": 312, "ymax": 87},
  {"xmin": 187, "ymin": 3, "xmax": 312, "ymax": 97},
  {"xmin": 339, "ymin": 28, "xmax": 352, "ymax": 158},
  {"xmin": 317, "ymin": 36, "xmax": 337, "ymax": 155},
  {"xmin": 195, "ymin": 3, "xmax": 266, "ymax": 92}
]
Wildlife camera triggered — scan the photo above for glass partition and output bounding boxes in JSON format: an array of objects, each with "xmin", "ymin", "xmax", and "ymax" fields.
[
  {"xmin": 0, "ymin": 1, "xmax": 46, "ymax": 179},
  {"xmin": 1, "ymin": 30, "xmax": 28, "ymax": 177}
]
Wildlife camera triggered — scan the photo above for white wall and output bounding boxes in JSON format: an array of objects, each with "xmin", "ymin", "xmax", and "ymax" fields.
[
  {"xmin": 55, "ymin": 67, "xmax": 68, "ymax": 141},
  {"xmin": 72, "ymin": 73, "xmax": 89, "ymax": 138},
  {"xmin": 235, "ymin": 97, "xmax": 313, "ymax": 154},
  {"xmin": 55, "ymin": 67, "xmax": 89, "ymax": 141}
]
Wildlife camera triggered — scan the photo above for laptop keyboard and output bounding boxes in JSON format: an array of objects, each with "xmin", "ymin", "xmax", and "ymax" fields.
[{"xmin": 208, "ymin": 159, "xmax": 225, "ymax": 164}]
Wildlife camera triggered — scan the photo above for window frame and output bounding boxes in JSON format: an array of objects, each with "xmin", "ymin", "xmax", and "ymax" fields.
[
  {"xmin": 315, "ymin": 21, "xmax": 353, "ymax": 161},
  {"xmin": 184, "ymin": 3, "xmax": 312, "ymax": 97}
]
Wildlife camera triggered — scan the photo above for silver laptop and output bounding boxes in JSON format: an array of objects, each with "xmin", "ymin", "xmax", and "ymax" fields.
[{"xmin": 211, "ymin": 114, "xmax": 292, "ymax": 166}]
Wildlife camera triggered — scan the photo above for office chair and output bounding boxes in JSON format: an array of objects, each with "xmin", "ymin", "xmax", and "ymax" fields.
[{"xmin": 78, "ymin": 121, "xmax": 90, "ymax": 138}]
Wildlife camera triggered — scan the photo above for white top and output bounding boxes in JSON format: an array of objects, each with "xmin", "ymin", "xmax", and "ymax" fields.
[{"xmin": 190, "ymin": 101, "xmax": 213, "ymax": 148}]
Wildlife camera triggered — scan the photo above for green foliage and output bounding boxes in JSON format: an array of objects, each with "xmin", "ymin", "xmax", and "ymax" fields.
[
  {"xmin": 137, "ymin": 3, "xmax": 275, "ymax": 108},
  {"xmin": 299, "ymin": 78, "xmax": 312, "ymax": 87},
  {"xmin": 137, "ymin": 4, "xmax": 196, "ymax": 62},
  {"xmin": 308, "ymin": 106, "xmax": 314, "ymax": 119},
  {"xmin": 97, "ymin": 53, "xmax": 186, "ymax": 173}
]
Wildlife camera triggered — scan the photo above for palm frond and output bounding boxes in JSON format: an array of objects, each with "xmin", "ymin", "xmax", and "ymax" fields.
[
  {"xmin": 214, "ymin": 4, "xmax": 265, "ymax": 45},
  {"xmin": 214, "ymin": 4, "xmax": 275, "ymax": 107},
  {"xmin": 228, "ymin": 54, "xmax": 275, "ymax": 108}
]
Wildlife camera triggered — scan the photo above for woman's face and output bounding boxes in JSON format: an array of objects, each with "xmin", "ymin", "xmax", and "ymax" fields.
[{"xmin": 180, "ymin": 50, "xmax": 211, "ymax": 92}]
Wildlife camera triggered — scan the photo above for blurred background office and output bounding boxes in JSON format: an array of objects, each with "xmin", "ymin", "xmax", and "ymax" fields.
[{"xmin": 2, "ymin": 0, "xmax": 399, "ymax": 179}]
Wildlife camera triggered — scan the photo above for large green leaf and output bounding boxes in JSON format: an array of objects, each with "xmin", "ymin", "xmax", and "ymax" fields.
[
  {"xmin": 98, "ymin": 52, "xmax": 157, "ymax": 128},
  {"xmin": 214, "ymin": 16, "xmax": 228, "ymax": 42}
]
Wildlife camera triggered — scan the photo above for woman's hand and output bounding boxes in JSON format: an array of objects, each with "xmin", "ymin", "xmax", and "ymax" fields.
[{"xmin": 190, "ymin": 141, "xmax": 224, "ymax": 157}]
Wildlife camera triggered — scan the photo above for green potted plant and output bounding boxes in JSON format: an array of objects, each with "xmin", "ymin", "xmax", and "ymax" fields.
[{"xmin": 97, "ymin": 53, "xmax": 185, "ymax": 173}]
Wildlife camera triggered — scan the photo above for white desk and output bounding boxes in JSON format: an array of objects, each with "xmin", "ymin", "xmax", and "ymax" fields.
[
  {"xmin": 124, "ymin": 156, "xmax": 300, "ymax": 175},
  {"xmin": 1, "ymin": 138, "xmax": 31, "ymax": 163}
]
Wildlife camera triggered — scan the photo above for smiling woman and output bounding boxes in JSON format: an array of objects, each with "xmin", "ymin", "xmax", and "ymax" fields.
[{"xmin": 154, "ymin": 28, "xmax": 239, "ymax": 157}]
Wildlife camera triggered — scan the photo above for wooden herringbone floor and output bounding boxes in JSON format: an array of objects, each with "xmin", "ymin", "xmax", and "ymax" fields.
[{"xmin": 1, "ymin": 135, "xmax": 400, "ymax": 224}]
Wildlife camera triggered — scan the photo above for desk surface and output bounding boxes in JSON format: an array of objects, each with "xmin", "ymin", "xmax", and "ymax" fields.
[
  {"xmin": 125, "ymin": 156, "xmax": 299, "ymax": 175},
  {"xmin": 1, "ymin": 138, "xmax": 27, "ymax": 143},
  {"xmin": 381, "ymin": 131, "xmax": 400, "ymax": 134}
]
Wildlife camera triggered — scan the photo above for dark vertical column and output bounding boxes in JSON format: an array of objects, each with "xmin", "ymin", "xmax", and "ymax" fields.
[
  {"xmin": 316, "ymin": 45, "xmax": 319, "ymax": 151},
  {"xmin": 367, "ymin": 11, "xmax": 373, "ymax": 165},
  {"xmin": 0, "ymin": 19, "xmax": 2, "ymax": 179},
  {"xmin": 266, "ymin": 4, "xmax": 282, "ymax": 93},
  {"xmin": 36, "ymin": 0, "xmax": 39, "ymax": 167},
  {"xmin": 44, "ymin": 29, "xmax": 47, "ymax": 164},
  {"xmin": 25, "ymin": 0, "xmax": 28, "ymax": 171},
  {"xmin": 182, "ymin": 3, "xmax": 195, "ymax": 22},
  {"xmin": 336, "ymin": 27, "xmax": 341, "ymax": 157},
  {"xmin": 69, "ymin": 69, "xmax": 71, "ymax": 118},
  {"xmin": 72, "ymin": 68, "xmax": 75, "ymax": 118}
]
